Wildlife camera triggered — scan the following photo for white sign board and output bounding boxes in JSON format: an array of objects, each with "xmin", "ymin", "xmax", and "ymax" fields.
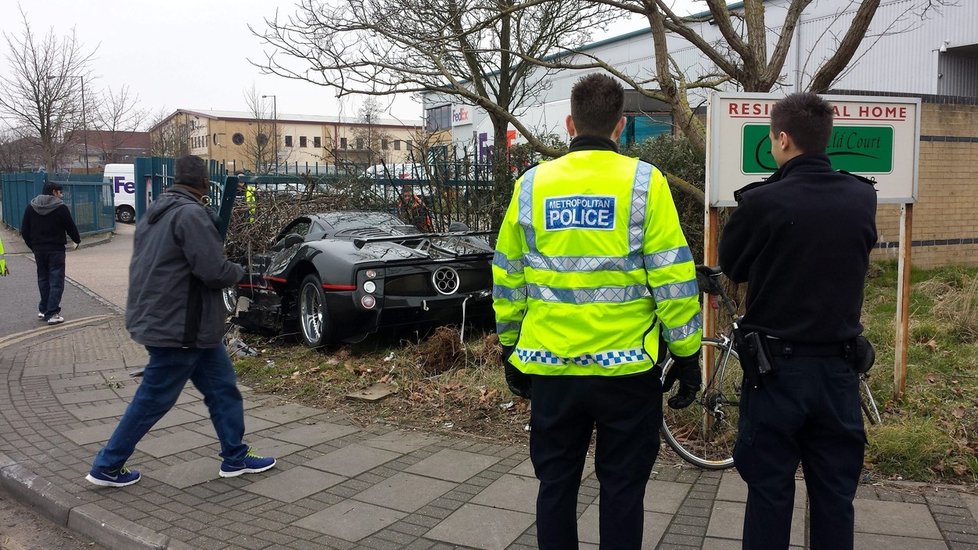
[{"xmin": 706, "ymin": 92, "xmax": 920, "ymax": 207}]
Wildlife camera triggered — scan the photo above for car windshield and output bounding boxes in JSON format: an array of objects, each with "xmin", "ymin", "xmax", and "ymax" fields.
[{"xmin": 321, "ymin": 211, "xmax": 407, "ymax": 233}]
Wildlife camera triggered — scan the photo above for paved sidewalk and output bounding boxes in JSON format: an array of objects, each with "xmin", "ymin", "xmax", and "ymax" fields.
[
  {"xmin": 2, "ymin": 221, "xmax": 977, "ymax": 549},
  {"xmin": 0, "ymin": 316, "xmax": 977, "ymax": 550}
]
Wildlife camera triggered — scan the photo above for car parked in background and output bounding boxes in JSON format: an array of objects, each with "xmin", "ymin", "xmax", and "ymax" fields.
[{"xmin": 225, "ymin": 211, "xmax": 496, "ymax": 347}]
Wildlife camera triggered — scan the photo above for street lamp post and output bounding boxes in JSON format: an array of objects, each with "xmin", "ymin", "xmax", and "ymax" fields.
[
  {"xmin": 261, "ymin": 94, "xmax": 277, "ymax": 173},
  {"xmin": 79, "ymin": 76, "xmax": 89, "ymax": 174}
]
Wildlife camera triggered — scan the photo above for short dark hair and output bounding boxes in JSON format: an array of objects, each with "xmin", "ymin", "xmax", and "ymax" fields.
[
  {"xmin": 570, "ymin": 74, "xmax": 624, "ymax": 138},
  {"xmin": 770, "ymin": 92, "xmax": 834, "ymax": 153},
  {"xmin": 174, "ymin": 155, "xmax": 208, "ymax": 187},
  {"xmin": 42, "ymin": 182, "xmax": 63, "ymax": 195}
]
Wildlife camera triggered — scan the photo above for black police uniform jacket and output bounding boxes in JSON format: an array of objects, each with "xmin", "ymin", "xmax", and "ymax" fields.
[{"xmin": 718, "ymin": 153, "xmax": 878, "ymax": 343}]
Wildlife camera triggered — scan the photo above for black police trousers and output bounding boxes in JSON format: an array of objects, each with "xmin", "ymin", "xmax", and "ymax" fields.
[
  {"xmin": 734, "ymin": 355, "xmax": 865, "ymax": 550},
  {"xmin": 529, "ymin": 367, "xmax": 662, "ymax": 550}
]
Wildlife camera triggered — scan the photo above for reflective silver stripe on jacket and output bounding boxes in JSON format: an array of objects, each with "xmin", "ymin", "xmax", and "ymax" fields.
[
  {"xmin": 516, "ymin": 347, "xmax": 649, "ymax": 368},
  {"xmin": 523, "ymin": 252, "xmax": 644, "ymax": 272},
  {"xmin": 518, "ymin": 167, "xmax": 538, "ymax": 251},
  {"xmin": 493, "ymin": 285, "xmax": 527, "ymax": 301},
  {"xmin": 663, "ymin": 312, "xmax": 703, "ymax": 342},
  {"xmin": 651, "ymin": 280, "xmax": 699, "ymax": 302},
  {"xmin": 492, "ymin": 251, "xmax": 525, "ymax": 274},
  {"xmin": 629, "ymin": 162, "xmax": 652, "ymax": 254},
  {"xmin": 645, "ymin": 245, "xmax": 693, "ymax": 270},
  {"xmin": 527, "ymin": 283, "xmax": 650, "ymax": 304},
  {"xmin": 496, "ymin": 321, "xmax": 521, "ymax": 335}
]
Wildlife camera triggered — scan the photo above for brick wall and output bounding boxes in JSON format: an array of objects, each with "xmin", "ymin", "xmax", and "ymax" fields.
[{"xmin": 871, "ymin": 99, "xmax": 978, "ymax": 268}]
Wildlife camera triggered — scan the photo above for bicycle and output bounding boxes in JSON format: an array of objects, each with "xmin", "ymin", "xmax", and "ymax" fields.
[{"xmin": 659, "ymin": 265, "xmax": 881, "ymax": 470}]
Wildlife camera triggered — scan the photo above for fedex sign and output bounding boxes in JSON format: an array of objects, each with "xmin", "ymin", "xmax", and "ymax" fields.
[
  {"xmin": 452, "ymin": 105, "xmax": 470, "ymax": 126},
  {"xmin": 113, "ymin": 176, "xmax": 135, "ymax": 194}
]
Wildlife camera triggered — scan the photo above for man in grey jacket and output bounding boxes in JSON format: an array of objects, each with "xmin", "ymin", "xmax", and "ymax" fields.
[{"xmin": 86, "ymin": 155, "xmax": 275, "ymax": 487}]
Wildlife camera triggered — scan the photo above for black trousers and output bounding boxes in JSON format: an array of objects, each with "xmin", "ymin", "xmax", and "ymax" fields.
[
  {"xmin": 529, "ymin": 368, "xmax": 662, "ymax": 550},
  {"xmin": 734, "ymin": 355, "xmax": 865, "ymax": 550}
]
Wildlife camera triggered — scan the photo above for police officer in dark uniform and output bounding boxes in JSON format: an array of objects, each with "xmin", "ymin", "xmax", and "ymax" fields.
[{"xmin": 718, "ymin": 92, "xmax": 877, "ymax": 550}]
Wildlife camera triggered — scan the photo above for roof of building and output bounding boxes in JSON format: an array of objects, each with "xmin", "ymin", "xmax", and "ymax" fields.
[{"xmin": 151, "ymin": 109, "xmax": 421, "ymax": 132}]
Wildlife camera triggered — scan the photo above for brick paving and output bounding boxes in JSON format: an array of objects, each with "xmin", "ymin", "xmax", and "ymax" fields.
[
  {"xmin": 1, "ymin": 221, "xmax": 977, "ymax": 549},
  {"xmin": 1, "ymin": 317, "xmax": 977, "ymax": 549}
]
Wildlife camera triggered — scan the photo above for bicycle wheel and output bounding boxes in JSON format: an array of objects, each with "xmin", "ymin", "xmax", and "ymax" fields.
[
  {"xmin": 661, "ymin": 338, "xmax": 741, "ymax": 470},
  {"xmin": 860, "ymin": 375, "xmax": 882, "ymax": 425}
]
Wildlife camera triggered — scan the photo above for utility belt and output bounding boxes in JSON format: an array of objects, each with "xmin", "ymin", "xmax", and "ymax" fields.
[{"xmin": 733, "ymin": 327, "xmax": 875, "ymax": 388}]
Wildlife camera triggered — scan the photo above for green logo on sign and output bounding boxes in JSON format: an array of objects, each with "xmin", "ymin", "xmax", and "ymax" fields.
[{"xmin": 742, "ymin": 125, "xmax": 894, "ymax": 174}]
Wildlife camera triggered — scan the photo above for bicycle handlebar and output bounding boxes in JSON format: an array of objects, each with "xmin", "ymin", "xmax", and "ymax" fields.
[{"xmin": 695, "ymin": 264, "xmax": 739, "ymax": 318}]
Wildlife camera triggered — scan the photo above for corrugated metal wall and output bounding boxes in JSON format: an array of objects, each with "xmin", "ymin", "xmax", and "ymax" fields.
[{"xmin": 938, "ymin": 54, "xmax": 978, "ymax": 97}]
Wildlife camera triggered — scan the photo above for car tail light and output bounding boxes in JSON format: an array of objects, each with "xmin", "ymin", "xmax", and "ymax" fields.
[
  {"xmin": 363, "ymin": 281, "xmax": 376, "ymax": 293},
  {"xmin": 361, "ymin": 295, "xmax": 376, "ymax": 309},
  {"xmin": 365, "ymin": 269, "xmax": 377, "ymax": 279}
]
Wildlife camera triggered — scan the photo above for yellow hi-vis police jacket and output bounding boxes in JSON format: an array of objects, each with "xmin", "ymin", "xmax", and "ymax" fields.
[
  {"xmin": 492, "ymin": 150, "xmax": 702, "ymax": 376},
  {"xmin": 0, "ymin": 235, "xmax": 8, "ymax": 276}
]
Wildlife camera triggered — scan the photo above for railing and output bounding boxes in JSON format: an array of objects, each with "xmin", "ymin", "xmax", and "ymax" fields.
[{"xmin": 0, "ymin": 172, "xmax": 114, "ymax": 236}]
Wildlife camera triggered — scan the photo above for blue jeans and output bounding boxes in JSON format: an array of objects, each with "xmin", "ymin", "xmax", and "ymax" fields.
[
  {"xmin": 92, "ymin": 346, "xmax": 249, "ymax": 471},
  {"xmin": 35, "ymin": 250, "xmax": 66, "ymax": 318}
]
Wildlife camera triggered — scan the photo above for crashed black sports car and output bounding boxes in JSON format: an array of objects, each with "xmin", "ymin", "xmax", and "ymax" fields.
[{"xmin": 226, "ymin": 211, "xmax": 496, "ymax": 347}]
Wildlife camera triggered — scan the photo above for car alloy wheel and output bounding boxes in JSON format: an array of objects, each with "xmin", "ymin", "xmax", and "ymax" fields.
[
  {"xmin": 222, "ymin": 286, "xmax": 238, "ymax": 315},
  {"xmin": 299, "ymin": 274, "xmax": 332, "ymax": 347}
]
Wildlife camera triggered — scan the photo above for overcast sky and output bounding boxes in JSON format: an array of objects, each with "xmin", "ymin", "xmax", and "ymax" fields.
[{"xmin": 0, "ymin": 0, "xmax": 701, "ymax": 128}]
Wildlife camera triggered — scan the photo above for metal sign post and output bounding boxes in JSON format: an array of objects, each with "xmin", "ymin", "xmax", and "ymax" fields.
[{"xmin": 704, "ymin": 92, "xmax": 921, "ymax": 398}]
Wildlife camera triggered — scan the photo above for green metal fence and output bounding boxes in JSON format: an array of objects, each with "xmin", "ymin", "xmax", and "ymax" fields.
[{"xmin": 0, "ymin": 172, "xmax": 114, "ymax": 235}]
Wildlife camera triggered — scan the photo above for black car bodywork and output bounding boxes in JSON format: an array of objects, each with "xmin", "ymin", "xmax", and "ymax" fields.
[{"xmin": 227, "ymin": 211, "xmax": 496, "ymax": 347}]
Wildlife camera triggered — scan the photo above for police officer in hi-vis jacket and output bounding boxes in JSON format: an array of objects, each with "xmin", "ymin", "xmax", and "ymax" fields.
[{"xmin": 492, "ymin": 73, "xmax": 703, "ymax": 550}]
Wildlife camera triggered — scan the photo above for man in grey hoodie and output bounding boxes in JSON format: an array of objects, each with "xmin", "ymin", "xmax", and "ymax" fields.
[
  {"xmin": 21, "ymin": 182, "xmax": 81, "ymax": 325},
  {"xmin": 86, "ymin": 155, "xmax": 275, "ymax": 487}
]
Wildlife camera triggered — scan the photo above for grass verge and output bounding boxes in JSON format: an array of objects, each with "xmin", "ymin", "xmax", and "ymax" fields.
[
  {"xmin": 862, "ymin": 261, "xmax": 978, "ymax": 482},
  {"xmin": 232, "ymin": 261, "xmax": 978, "ymax": 483}
]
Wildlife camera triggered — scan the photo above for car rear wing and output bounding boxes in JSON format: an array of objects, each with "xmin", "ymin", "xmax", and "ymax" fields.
[{"xmin": 352, "ymin": 231, "xmax": 496, "ymax": 250}]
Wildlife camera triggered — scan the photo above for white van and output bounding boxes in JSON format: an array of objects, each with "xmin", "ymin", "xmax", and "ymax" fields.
[{"xmin": 104, "ymin": 163, "xmax": 136, "ymax": 223}]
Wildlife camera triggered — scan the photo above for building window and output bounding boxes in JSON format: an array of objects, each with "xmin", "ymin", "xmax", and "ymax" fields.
[
  {"xmin": 285, "ymin": 135, "xmax": 293, "ymax": 147},
  {"xmin": 232, "ymin": 133, "xmax": 244, "ymax": 145},
  {"xmin": 356, "ymin": 138, "xmax": 364, "ymax": 149},
  {"xmin": 382, "ymin": 139, "xmax": 389, "ymax": 150},
  {"xmin": 394, "ymin": 140, "xmax": 401, "ymax": 151},
  {"xmin": 406, "ymin": 140, "xmax": 413, "ymax": 152},
  {"xmin": 340, "ymin": 137, "xmax": 347, "ymax": 149},
  {"xmin": 314, "ymin": 136, "xmax": 321, "ymax": 148},
  {"xmin": 299, "ymin": 136, "xmax": 307, "ymax": 148},
  {"xmin": 425, "ymin": 105, "xmax": 452, "ymax": 131}
]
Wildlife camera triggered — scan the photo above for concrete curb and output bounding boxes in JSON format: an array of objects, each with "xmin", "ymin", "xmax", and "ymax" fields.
[
  {"xmin": 69, "ymin": 503, "xmax": 169, "ymax": 550},
  {"xmin": 0, "ymin": 452, "xmax": 181, "ymax": 549}
]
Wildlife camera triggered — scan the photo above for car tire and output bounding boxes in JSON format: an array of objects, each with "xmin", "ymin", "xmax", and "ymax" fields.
[
  {"xmin": 298, "ymin": 274, "xmax": 333, "ymax": 348},
  {"xmin": 222, "ymin": 286, "xmax": 238, "ymax": 315},
  {"xmin": 117, "ymin": 206, "xmax": 135, "ymax": 224}
]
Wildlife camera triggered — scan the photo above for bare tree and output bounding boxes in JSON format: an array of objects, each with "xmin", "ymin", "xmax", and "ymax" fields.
[
  {"xmin": 525, "ymin": 0, "xmax": 954, "ymax": 200},
  {"xmin": 148, "ymin": 108, "xmax": 189, "ymax": 158},
  {"xmin": 0, "ymin": 126, "xmax": 34, "ymax": 172},
  {"xmin": 91, "ymin": 85, "xmax": 147, "ymax": 164},
  {"xmin": 253, "ymin": 0, "xmax": 623, "ymax": 188},
  {"xmin": 0, "ymin": 9, "xmax": 96, "ymax": 172},
  {"xmin": 352, "ymin": 97, "xmax": 394, "ymax": 166},
  {"xmin": 242, "ymin": 85, "xmax": 276, "ymax": 173}
]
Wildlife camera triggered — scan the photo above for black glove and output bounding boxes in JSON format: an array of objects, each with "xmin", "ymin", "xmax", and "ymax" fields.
[
  {"xmin": 663, "ymin": 351, "xmax": 701, "ymax": 409},
  {"xmin": 501, "ymin": 345, "xmax": 531, "ymax": 399}
]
